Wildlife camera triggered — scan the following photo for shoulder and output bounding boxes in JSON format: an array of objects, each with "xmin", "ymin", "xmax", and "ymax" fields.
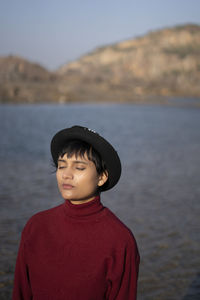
[
  {"xmin": 22, "ymin": 203, "xmax": 63, "ymax": 238},
  {"xmin": 28, "ymin": 203, "xmax": 63, "ymax": 224},
  {"xmin": 104, "ymin": 208, "xmax": 138, "ymax": 247}
]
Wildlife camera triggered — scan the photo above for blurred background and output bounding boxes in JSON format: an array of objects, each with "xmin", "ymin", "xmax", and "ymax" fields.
[{"xmin": 0, "ymin": 1, "xmax": 200, "ymax": 299}]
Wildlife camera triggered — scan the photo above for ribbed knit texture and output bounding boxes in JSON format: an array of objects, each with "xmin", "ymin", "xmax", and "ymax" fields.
[{"xmin": 13, "ymin": 196, "xmax": 140, "ymax": 300}]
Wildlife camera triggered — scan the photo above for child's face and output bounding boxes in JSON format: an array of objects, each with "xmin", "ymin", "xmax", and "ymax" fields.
[{"xmin": 56, "ymin": 153, "xmax": 108, "ymax": 204}]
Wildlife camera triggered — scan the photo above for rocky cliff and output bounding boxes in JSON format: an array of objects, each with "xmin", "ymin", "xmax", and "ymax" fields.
[
  {"xmin": 1, "ymin": 24, "xmax": 200, "ymax": 103},
  {"xmin": 0, "ymin": 56, "xmax": 60, "ymax": 103}
]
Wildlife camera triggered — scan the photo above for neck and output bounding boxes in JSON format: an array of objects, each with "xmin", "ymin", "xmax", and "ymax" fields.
[
  {"xmin": 63, "ymin": 195, "xmax": 104, "ymax": 218},
  {"xmin": 69, "ymin": 194, "xmax": 99, "ymax": 205}
]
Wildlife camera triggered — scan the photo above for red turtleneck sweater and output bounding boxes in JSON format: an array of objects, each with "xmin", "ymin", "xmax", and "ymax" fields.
[{"xmin": 13, "ymin": 196, "xmax": 140, "ymax": 300}]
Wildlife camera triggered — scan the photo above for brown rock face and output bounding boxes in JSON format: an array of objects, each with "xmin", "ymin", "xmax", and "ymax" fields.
[
  {"xmin": 1, "ymin": 24, "xmax": 200, "ymax": 104},
  {"xmin": 0, "ymin": 56, "xmax": 63, "ymax": 103}
]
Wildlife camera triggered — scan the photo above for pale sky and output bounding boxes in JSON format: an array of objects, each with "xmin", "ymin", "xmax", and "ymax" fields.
[{"xmin": 1, "ymin": 0, "xmax": 200, "ymax": 70}]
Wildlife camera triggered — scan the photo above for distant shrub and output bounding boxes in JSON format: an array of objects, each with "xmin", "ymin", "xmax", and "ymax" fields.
[
  {"xmin": 163, "ymin": 45, "xmax": 200, "ymax": 59},
  {"xmin": 173, "ymin": 24, "xmax": 200, "ymax": 33}
]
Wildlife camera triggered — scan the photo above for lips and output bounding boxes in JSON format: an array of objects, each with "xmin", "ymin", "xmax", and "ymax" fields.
[{"xmin": 62, "ymin": 184, "xmax": 74, "ymax": 190}]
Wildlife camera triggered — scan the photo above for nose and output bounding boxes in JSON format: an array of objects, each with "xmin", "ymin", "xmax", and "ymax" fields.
[{"xmin": 62, "ymin": 168, "xmax": 73, "ymax": 179}]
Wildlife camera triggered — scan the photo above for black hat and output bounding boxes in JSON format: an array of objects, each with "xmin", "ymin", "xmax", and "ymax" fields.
[{"xmin": 50, "ymin": 125, "xmax": 121, "ymax": 191}]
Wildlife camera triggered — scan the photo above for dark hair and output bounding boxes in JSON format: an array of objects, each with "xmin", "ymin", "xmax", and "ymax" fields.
[{"xmin": 54, "ymin": 139, "xmax": 107, "ymax": 177}]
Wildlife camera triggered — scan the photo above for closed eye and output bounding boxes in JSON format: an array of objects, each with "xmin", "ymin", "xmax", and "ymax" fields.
[
  {"xmin": 76, "ymin": 167, "xmax": 86, "ymax": 170},
  {"xmin": 58, "ymin": 166, "xmax": 66, "ymax": 169}
]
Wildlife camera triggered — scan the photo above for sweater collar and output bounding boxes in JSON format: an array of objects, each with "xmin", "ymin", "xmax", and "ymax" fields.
[{"xmin": 63, "ymin": 195, "xmax": 104, "ymax": 218}]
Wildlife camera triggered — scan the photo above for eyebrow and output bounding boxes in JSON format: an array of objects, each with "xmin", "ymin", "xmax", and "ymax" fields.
[
  {"xmin": 74, "ymin": 160, "xmax": 88, "ymax": 165},
  {"xmin": 57, "ymin": 159, "xmax": 66, "ymax": 163},
  {"xmin": 57, "ymin": 159, "xmax": 88, "ymax": 165}
]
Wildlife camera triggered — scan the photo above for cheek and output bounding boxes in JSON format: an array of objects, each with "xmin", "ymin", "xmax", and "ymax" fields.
[
  {"xmin": 56, "ymin": 172, "xmax": 61, "ymax": 185},
  {"xmin": 77, "ymin": 171, "xmax": 99, "ymax": 186},
  {"xmin": 87, "ymin": 173, "xmax": 100, "ymax": 187}
]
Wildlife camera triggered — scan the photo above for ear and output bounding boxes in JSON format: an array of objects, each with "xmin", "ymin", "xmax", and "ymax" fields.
[{"xmin": 98, "ymin": 171, "xmax": 108, "ymax": 187}]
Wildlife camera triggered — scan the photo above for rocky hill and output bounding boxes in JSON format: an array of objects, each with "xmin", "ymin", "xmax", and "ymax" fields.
[
  {"xmin": 0, "ymin": 56, "xmax": 60, "ymax": 103},
  {"xmin": 0, "ymin": 24, "xmax": 200, "ymax": 103}
]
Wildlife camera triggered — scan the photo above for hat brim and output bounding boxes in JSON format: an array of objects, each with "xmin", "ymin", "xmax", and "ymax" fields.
[{"xmin": 50, "ymin": 126, "xmax": 121, "ymax": 191}]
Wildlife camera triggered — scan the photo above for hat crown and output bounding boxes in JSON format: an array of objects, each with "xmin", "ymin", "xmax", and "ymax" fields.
[{"xmin": 72, "ymin": 126, "xmax": 99, "ymax": 136}]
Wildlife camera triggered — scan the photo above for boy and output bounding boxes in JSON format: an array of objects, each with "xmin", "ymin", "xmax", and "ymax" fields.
[{"xmin": 13, "ymin": 125, "xmax": 140, "ymax": 300}]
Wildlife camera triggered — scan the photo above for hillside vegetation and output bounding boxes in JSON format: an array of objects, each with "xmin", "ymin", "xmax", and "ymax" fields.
[{"xmin": 0, "ymin": 24, "xmax": 200, "ymax": 104}]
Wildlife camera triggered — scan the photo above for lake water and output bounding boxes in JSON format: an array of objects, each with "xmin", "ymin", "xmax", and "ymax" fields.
[{"xmin": 0, "ymin": 103, "xmax": 200, "ymax": 299}]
